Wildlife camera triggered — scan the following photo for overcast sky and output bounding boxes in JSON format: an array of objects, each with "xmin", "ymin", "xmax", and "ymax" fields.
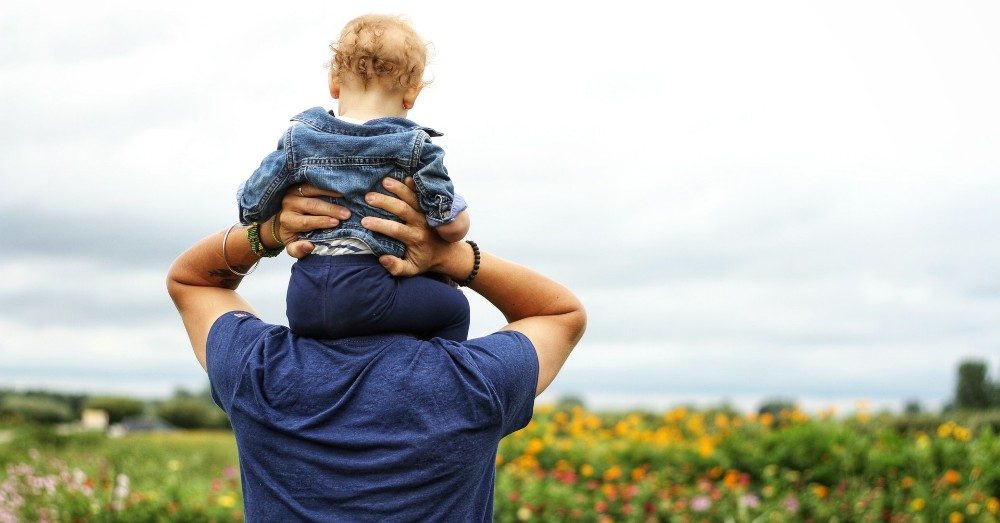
[{"xmin": 1, "ymin": 0, "xmax": 998, "ymax": 412}]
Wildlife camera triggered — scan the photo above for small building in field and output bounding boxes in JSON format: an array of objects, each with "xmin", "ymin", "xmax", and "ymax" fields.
[{"xmin": 81, "ymin": 408, "xmax": 109, "ymax": 431}]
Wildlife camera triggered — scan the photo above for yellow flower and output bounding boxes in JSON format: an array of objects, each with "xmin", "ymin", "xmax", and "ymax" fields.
[
  {"xmin": 525, "ymin": 438, "xmax": 544, "ymax": 455},
  {"xmin": 948, "ymin": 511, "xmax": 964, "ymax": 523},
  {"xmin": 811, "ymin": 484, "xmax": 828, "ymax": 499},
  {"xmin": 762, "ymin": 485, "xmax": 775, "ymax": 498},
  {"xmin": 581, "ymin": 464, "xmax": 594, "ymax": 477},
  {"xmin": 916, "ymin": 432, "xmax": 930, "ymax": 449},
  {"xmin": 938, "ymin": 421, "xmax": 955, "ymax": 438},
  {"xmin": 910, "ymin": 498, "xmax": 924, "ymax": 511},
  {"xmin": 665, "ymin": 407, "xmax": 688, "ymax": 423},
  {"xmin": 987, "ymin": 497, "xmax": 999, "ymax": 514},
  {"xmin": 966, "ymin": 503, "xmax": 980, "ymax": 515},
  {"xmin": 167, "ymin": 460, "xmax": 181, "ymax": 472},
  {"xmin": 759, "ymin": 413, "xmax": 774, "ymax": 426},
  {"xmin": 900, "ymin": 476, "xmax": 914, "ymax": 489},
  {"xmin": 218, "ymin": 495, "xmax": 237, "ymax": 508},
  {"xmin": 953, "ymin": 426, "xmax": 972, "ymax": 441},
  {"xmin": 517, "ymin": 506, "xmax": 532, "ymax": 521},
  {"xmin": 697, "ymin": 435, "xmax": 715, "ymax": 457}
]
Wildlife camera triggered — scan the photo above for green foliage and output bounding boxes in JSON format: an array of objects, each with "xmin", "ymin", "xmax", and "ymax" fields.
[
  {"xmin": 158, "ymin": 398, "xmax": 229, "ymax": 430},
  {"xmin": 86, "ymin": 396, "xmax": 146, "ymax": 424},
  {"xmin": 0, "ymin": 395, "xmax": 73, "ymax": 424}
]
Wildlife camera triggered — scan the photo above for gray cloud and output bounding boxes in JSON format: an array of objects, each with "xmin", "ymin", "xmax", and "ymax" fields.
[{"xmin": 2, "ymin": 1, "xmax": 1000, "ymax": 405}]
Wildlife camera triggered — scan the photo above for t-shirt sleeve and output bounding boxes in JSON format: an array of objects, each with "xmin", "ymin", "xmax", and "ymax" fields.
[
  {"xmin": 462, "ymin": 330, "xmax": 539, "ymax": 436},
  {"xmin": 205, "ymin": 311, "xmax": 273, "ymax": 413}
]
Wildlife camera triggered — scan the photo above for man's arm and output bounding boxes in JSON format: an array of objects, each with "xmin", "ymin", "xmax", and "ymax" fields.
[
  {"xmin": 166, "ymin": 186, "xmax": 349, "ymax": 370},
  {"xmin": 362, "ymin": 178, "xmax": 586, "ymax": 396}
]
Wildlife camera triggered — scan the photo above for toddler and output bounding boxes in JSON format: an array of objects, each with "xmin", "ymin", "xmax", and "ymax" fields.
[{"xmin": 237, "ymin": 14, "xmax": 471, "ymax": 341}]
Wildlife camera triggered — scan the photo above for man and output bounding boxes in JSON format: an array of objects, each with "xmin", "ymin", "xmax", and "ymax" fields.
[{"xmin": 167, "ymin": 178, "xmax": 586, "ymax": 521}]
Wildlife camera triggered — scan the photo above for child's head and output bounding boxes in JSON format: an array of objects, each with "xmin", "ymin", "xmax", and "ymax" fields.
[{"xmin": 330, "ymin": 15, "xmax": 428, "ymax": 103}]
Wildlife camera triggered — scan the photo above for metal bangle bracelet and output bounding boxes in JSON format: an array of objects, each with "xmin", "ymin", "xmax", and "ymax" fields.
[{"xmin": 222, "ymin": 223, "xmax": 259, "ymax": 277}]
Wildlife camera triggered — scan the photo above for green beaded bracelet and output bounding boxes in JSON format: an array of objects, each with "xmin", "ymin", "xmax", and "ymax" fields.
[{"xmin": 247, "ymin": 222, "xmax": 283, "ymax": 258}]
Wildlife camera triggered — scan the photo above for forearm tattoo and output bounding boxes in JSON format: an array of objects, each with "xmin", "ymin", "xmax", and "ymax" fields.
[{"xmin": 207, "ymin": 267, "xmax": 249, "ymax": 290}]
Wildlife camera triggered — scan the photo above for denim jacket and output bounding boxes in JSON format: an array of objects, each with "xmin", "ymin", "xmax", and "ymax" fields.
[{"xmin": 237, "ymin": 107, "xmax": 467, "ymax": 258}]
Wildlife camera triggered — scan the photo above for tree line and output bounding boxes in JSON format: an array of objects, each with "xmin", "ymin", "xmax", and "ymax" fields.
[
  {"xmin": 0, "ymin": 386, "xmax": 228, "ymax": 429},
  {"xmin": 2, "ymin": 358, "xmax": 997, "ymax": 429}
]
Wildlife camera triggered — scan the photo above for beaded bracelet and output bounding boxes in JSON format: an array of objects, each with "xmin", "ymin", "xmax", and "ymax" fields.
[
  {"xmin": 457, "ymin": 240, "xmax": 481, "ymax": 287},
  {"xmin": 247, "ymin": 221, "xmax": 283, "ymax": 258}
]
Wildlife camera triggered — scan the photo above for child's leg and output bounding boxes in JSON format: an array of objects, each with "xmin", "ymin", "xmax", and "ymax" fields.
[
  {"xmin": 378, "ymin": 274, "xmax": 470, "ymax": 341},
  {"xmin": 286, "ymin": 255, "xmax": 469, "ymax": 341}
]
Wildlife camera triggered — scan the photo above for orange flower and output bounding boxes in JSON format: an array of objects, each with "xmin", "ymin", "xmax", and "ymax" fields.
[
  {"xmin": 631, "ymin": 467, "xmax": 647, "ymax": 482},
  {"xmin": 900, "ymin": 476, "xmax": 914, "ymax": 489},
  {"xmin": 948, "ymin": 511, "xmax": 964, "ymax": 523},
  {"xmin": 723, "ymin": 471, "xmax": 739, "ymax": 489},
  {"xmin": 943, "ymin": 470, "xmax": 961, "ymax": 485},
  {"xmin": 811, "ymin": 484, "xmax": 828, "ymax": 499},
  {"xmin": 603, "ymin": 465, "xmax": 622, "ymax": 482}
]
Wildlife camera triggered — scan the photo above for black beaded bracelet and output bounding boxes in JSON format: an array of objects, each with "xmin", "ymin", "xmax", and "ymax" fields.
[{"xmin": 457, "ymin": 240, "xmax": 481, "ymax": 287}]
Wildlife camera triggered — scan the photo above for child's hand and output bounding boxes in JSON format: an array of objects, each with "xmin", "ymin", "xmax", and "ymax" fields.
[
  {"xmin": 435, "ymin": 210, "xmax": 470, "ymax": 243},
  {"xmin": 276, "ymin": 184, "xmax": 350, "ymax": 258}
]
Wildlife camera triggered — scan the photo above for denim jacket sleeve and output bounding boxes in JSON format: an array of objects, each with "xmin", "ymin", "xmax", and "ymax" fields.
[
  {"xmin": 236, "ymin": 127, "xmax": 296, "ymax": 225},
  {"xmin": 411, "ymin": 134, "xmax": 467, "ymax": 228}
]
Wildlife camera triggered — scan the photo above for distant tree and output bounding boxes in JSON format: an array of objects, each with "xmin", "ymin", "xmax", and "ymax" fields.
[
  {"xmin": 86, "ymin": 396, "xmax": 146, "ymax": 424},
  {"xmin": 0, "ymin": 395, "xmax": 73, "ymax": 424},
  {"xmin": 903, "ymin": 400, "xmax": 922, "ymax": 415},
  {"xmin": 758, "ymin": 398, "xmax": 796, "ymax": 417},
  {"xmin": 158, "ymin": 398, "xmax": 229, "ymax": 429},
  {"xmin": 555, "ymin": 395, "xmax": 586, "ymax": 411},
  {"xmin": 955, "ymin": 360, "xmax": 991, "ymax": 410}
]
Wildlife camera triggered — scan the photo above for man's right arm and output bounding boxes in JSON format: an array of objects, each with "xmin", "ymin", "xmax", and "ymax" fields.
[
  {"xmin": 361, "ymin": 178, "xmax": 586, "ymax": 396},
  {"xmin": 442, "ymin": 248, "xmax": 585, "ymax": 396}
]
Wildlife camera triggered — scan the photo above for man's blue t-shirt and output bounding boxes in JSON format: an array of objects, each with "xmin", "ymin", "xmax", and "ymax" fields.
[{"xmin": 206, "ymin": 311, "xmax": 538, "ymax": 522}]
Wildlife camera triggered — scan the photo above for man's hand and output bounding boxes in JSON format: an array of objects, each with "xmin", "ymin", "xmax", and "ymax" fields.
[
  {"xmin": 274, "ymin": 184, "xmax": 350, "ymax": 258},
  {"xmin": 360, "ymin": 177, "xmax": 459, "ymax": 276}
]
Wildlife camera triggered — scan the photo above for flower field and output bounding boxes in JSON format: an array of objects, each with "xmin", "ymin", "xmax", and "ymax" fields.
[
  {"xmin": 1, "ymin": 405, "xmax": 999, "ymax": 521},
  {"xmin": 496, "ymin": 405, "xmax": 1000, "ymax": 522},
  {"xmin": 0, "ymin": 428, "xmax": 242, "ymax": 522}
]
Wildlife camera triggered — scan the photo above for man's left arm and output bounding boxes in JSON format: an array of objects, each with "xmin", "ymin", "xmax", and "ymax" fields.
[{"xmin": 166, "ymin": 185, "xmax": 348, "ymax": 370}]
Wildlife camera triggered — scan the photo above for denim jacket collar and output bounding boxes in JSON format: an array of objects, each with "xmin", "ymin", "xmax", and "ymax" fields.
[{"xmin": 291, "ymin": 107, "xmax": 443, "ymax": 137}]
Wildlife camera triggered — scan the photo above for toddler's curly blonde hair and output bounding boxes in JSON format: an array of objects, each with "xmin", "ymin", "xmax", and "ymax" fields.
[{"xmin": 330, "ymin": 14, "xmax": 427, "ymax": 92}]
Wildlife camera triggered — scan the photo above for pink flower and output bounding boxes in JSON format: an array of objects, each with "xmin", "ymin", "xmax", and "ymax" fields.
[
  {"xmin": 691, "ymin": 495, "xmax": 711, "ymax": 512},
  {"xmin": 785, "ymin": 496, "xmax": 800, "ymax": 512},
  {"xmin": 740, "ymin": 494, "xmax": 761, "ymax": 508}
]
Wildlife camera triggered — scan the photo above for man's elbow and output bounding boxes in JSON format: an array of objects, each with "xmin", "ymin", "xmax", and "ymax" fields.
[
  {"xmin": 564, "ymin": 299, "xmax": 587, "ymax": 345},
  {"xmin": 165, "ymin": 262, "xmax": 187, "ymax": 306}
]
